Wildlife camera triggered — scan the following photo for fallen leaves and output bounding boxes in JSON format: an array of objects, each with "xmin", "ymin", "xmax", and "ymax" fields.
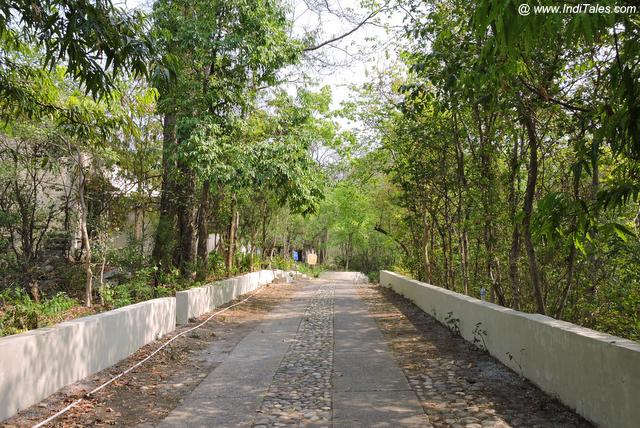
[{"xmin": 4, "ymin": 281, "xmax": 298, "ymax": 428}]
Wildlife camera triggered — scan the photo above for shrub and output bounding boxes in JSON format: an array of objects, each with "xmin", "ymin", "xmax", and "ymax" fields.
[
  {"xmin": 271, "ymin": 255, "xmax": 294, "ymax": 271},
  {"xmin": 107, "ymin": 240, "xmax": 146, "ymax": 271},
  {"xmin": 0, "ymin": 288, "xmax": 77, "ymax": 336},
  {"xmin": 235, "ymin": 252, "xmax": 252, "ymax": 273},
  {"xmin": 100, "ymin": 268, "xmax": 156, "ymax": 309},
  {"xmin": 367, "ymin": 271, "xmax": 379, "ymax": 283},
  {"xmin": 296, "ymin": 263, "xmax": 325, "ymax": 278}
]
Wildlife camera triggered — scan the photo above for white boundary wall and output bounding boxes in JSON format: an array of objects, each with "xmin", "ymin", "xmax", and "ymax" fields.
[
  {"xmin": 0, "ymin": 269, "xmax": 292, "ymax": 421},
  {"xmin": 318, "ymin": 271, "xmax": 368, "ymax": 282},
  {"xmin": 380, "ymin": 270, "xmax": 640, "ymax": 428},
  {"xmin": 0, "ymin": 297, "xmax": 176, "ymax": 421},
  {"xmin": 175, "ymin": 269, "xmax": 282, "ymax": 324}
]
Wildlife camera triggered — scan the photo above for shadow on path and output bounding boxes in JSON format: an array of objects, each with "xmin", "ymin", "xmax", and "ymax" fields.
[{"xmin": 360, "ymin": 284, "xmax": 592, "ymax": 428}]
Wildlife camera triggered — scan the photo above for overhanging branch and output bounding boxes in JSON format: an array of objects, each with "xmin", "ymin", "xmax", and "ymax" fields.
[
  {"xmin": 374, "ymin": 224, "xmax": 410, "ymax": 257},
  {"xmin": 303, "ymin": 9, "xmax": 381, "ymax": 52}
]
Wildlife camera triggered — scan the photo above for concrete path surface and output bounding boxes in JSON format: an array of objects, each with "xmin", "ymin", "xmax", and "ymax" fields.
[{"xmin": 157, "ymin": 272, "xmax": 427, "ymax": 427}]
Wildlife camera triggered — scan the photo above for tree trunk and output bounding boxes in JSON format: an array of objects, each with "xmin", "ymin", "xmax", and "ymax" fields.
[
  {"xmin": 444, "ymin": 192, "xmax": 456, "ymax": 290},
  {"xmin": 196, "ymin": 180, "xmax": 211, "ymax": 279},
  {"xmin": 345, "ymin": 238, "xmax": 350, "ymax": 271},
  {"xmin": 508, "ymin": 134, "xmax": 523, "ymax": 309},
  {"xmin": 435, "ymin": 219, "xmax": 449, "ymax": 289},
  {"xmin": 320, "ymin": 228, "xmax": 328, "ymax": 264},
  {"xmin": 261, "ymin": 199, "xmax": 269, "ymax": 256},
  {"xmin": 441, "ymin": 230, "xmax": 449, "ymax": 289},
  {"xmin": 249, "ymin": 228, "xmax": 258, "ymax": 271},
  {"xmin": 152, "ymin": 112, "xmax": 177, "ymax": 268},
  {"xmin": 134, "ymin": 206, "xmax": 143, "ymax": 242},
  {"xmin": 226, "ymin": 193, "xmax": 238, "ymax": 272},
  {"xmin": 99, "ymin": 245, "xmax": 106, "ymax": 306},
  {"xmin": 520, "ymin": 100, "xmax": 546, "ymax": 314},
  {"xmin": 429, "ymin": 225, "xmax": 435, "ymax": 282},
  {"xmin": 509, "ymin": 224, "xmax": 522, "ymax": 309},
  {"xmin": 175, "ymin": 169, "xmax": 197, "ymax": 275},
  {"xmin": 459, "ymin": 228, "xmax": 470, "ymax": 294},
  {"xmin": 481, "ymin": 148, "xmax": 505, "ymax": 304},
  {"xmin": 77, "ymin": 151, "xmax": 92, "ymax": 307},
  {"xmin": 555, "ymin": 244, "xmax": 576, "ymax": 318},
  {"xmin": 453, "ymin": 110, "xmax": 470, "ymax": 294},
  {"xmin": 555, "ymin": 164, "xmax": 581, "ymax": 318},
  {"xmin": 134, "ymin": 175, "xmax": 145, "ymax": 257}
]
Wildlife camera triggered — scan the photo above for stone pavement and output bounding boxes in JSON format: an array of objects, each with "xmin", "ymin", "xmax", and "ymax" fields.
[
  {"xmin": 331, "ymin": 275, "xmax": 427, "ymax": 427},
  {"xmin": 157, "ymin": 272, "xmax": 428, "ymax": 427},
  {"xmin": 156, "ymin": 273, "xmax": 586, "ymax": 428},
  {"xmin": 359, "ymin": 286, "xmax": 591, "ymax": 428}
]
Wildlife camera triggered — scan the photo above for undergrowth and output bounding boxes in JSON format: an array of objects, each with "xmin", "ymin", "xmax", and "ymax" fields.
[{"xmin": 0, "ymin": 288, "xmax": 78, "ymax": 336}]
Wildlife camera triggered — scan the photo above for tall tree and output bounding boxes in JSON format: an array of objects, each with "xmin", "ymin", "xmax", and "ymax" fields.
[{"xmin": 150, "ymin": 0, "xmax": 300, "ymax": 275}]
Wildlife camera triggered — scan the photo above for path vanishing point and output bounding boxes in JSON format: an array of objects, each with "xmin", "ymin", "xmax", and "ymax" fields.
[{"xmin": 154, "ymin": 272, "xmax": 588, "ymax": 428}]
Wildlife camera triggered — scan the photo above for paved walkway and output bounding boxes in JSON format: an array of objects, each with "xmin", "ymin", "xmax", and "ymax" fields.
[{"xmin": 158, "ymin": 272, "xmax": 427, "ymax": 427}]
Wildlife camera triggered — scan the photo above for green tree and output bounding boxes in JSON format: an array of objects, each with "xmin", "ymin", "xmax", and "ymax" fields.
[{"xmin": 150, "ymin": 0, "xmax": 301, "ymax": 275}]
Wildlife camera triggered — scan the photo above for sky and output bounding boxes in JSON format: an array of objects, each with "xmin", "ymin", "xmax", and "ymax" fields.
[{"xmin": 288, "ymin": 0, "xmax": 404, "ymax": 110}]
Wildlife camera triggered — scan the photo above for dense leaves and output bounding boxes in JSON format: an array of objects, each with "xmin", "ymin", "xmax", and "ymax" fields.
[
  {"xmin": 343, "ymin": 0, "xmax": 640, "ymax": 340},
  {"xmin": 0, "ymin": 0, "xmax": 150, "ymax": 99}
]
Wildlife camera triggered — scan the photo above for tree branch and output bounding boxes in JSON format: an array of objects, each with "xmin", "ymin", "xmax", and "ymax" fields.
[
  {"xmin": 303, "ymin": 9, "xmax": 381, "ymax": 52},
  {"xmin": 518, "ymin": 77, "xmax": 591, "ymax": 113},
  {"xmin": 374, "ymin": 224, "xmax": 410, "ymax": 257}
]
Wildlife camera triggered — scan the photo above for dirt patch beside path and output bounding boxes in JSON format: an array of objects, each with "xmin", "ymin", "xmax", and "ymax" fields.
[
  {"xmin": 358, "ymin": 284, "xmax": 592, "ymax": 428},
  {"xmin": 3, "ymin": 280, "xmax": 299, "ymax": 428}
]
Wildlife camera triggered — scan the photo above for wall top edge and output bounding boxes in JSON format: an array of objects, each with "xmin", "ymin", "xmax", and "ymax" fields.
[
  {"xmin": 0, "ymin": 296, "xmax": 176, "ymax": 344},
  {"xmin": 381, "ymin": 270, "xmax": 640, "ymax": 351}
]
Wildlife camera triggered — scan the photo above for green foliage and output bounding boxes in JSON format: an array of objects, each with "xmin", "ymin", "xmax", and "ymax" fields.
[
  {"xmin": 366, "ymin": 271, "xmax": 380, "ymax": 283},
  {"xmin": 0, "ymin": 0, "xmax": 150, "ymax": 104},
  {"xmin": 0, "ymin": 288, "xmax": 77, "ymax": 336},
  {"xmin": 100, "ymin": 268, "xmax": 155, "ymax": 308},
  {"xmin": 295, "ymin": 263, "xmax": 326, "ymax": 278},
  {"xmin": 0, "ymin": 0, "xmax": 341, "ymax": 337},
  {"xmin": 206, "ymin": 251, "xmax": 227, "ymax": 279},
  {"xmin": 147, "ymin": 0, "xmax": 328, "ymax": 277},
  {"xmin": 100, "ymin": 266, "xmax": 206, "ymax": 309},
  {"xmin": 301, "ymin": 163, "xmax": 402, "ymax": 274},
  {"xmin": 270, "ymin": 255, "xmax": 295, "ymax": 271},
  {"xmin": 234, "ymin": 253, "xmax": 254, "ymax": 275},
  {"xmin": 0, "ymin": 0, "xmax": 635, "ymax": 349},
  {"xmin": 339, "ymin": 0, "xmax": 640, "ymax": 341},
  {"xmin": 107, "ymin": 241, "xmax": 147, "ymax": 272}
]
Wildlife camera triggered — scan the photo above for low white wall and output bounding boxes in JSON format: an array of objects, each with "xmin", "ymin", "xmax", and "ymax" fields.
[
  {"xmin": 0, "ymin": 269, "xmax": 288, "ymax": 421},
  {"xmin": 318, "ymin": 271, "xmax": 368, "ymax": 282},
  {"xmin": 273, "ymin": 270, "xmax": 293, "ymax": 284},
  {"xmin": 380, "ymin": 271, "xmax": 640, "ymax": 428},
  {"xmin": 352, "ymin": 272, "xmax": 368, "ymax": 283},
  {"xmin": 0, "ymin": 297, "xmax": 175, "ymax": 421},
  {"xmin": 175, "ymin": 269, "xmax": 279, "ymax": 324}
]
